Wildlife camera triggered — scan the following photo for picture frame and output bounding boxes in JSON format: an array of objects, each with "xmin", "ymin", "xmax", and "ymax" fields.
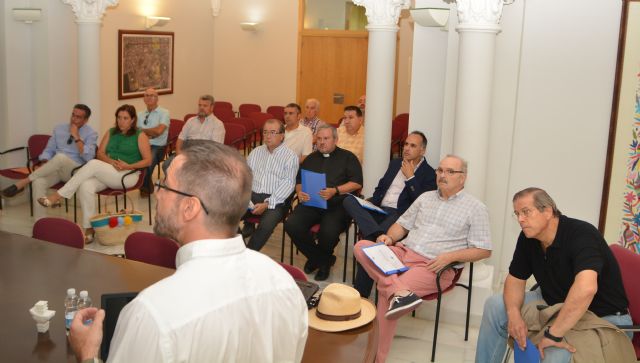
[
  {"xmin": 599, "ymin": 0, "xmax": 640, "ymax": 250},
  {"xmin": 118, "ymin": 30, "xmax": 174, "ymax": 100}
]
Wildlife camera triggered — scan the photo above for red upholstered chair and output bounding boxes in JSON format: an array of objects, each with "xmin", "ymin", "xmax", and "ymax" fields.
[
  {"xmin": 227, "ymin": 117, "xmax": 258, "ymax": 149},
  {"xmin": 266, "ymin": 106, "xmax": 285, "ymax": 122},
  {"xmin": 223, "ymin": 122, "xmax": 247, "ymax": 152},
  {"xmin": 214, "ymin": 101, "xmax": 233, "ymax": 111},
  {"xmin": 124, "ymin": 231, "xmax": 179, "ymax": 269},
  {"xmin": 96, "ymin": 169, "xmax": 152, "ymax": 225},
  {"xmin": 32, "ymin": 217, "xmax": 84, "ymax": 249},
  {"xmin": 239, "ymin": 103, "xmax": 262, "ymax": 118},
  {"xmin": 183, "ymin": 113, "xmax": 196, "ymax": 122},
  {"xmin": 390, "ymin": 113, "xmax": 409, "ymax": 159},
  {"xmin": 0, "ymin": 134, "xmax": 51, "ymax": 215},
  {"xmin": 214, "ymin": 106, "xmax": 236, "ymax": 123},
  {"xmin": 610, "ymin": 244, "xmax": 640, "ymax": 359},
  {"xmin": 158, "ymin": 119, "xmax": 185, "ymax": 176},
  {"xmin": 278, "ymin": 262, "xmax": 307, "ymax": 281},
  {"xmin": 247, "ymin": 112, "xmax": 274, "ymax": 145}
]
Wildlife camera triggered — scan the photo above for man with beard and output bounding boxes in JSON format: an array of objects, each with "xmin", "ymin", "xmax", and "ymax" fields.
[
  {"xmin": 162, "ymin": 94, "xmax": 225, "ymax": 172},
  {"xmin": 353, "ymin": 155, "xmax": 492, "ymax": 362},
  {"xmin": 69, "ymin": 141, "xmax": 308, "ymax": 363}
]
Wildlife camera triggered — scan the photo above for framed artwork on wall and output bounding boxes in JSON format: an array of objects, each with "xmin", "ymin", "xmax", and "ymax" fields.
[
  {"xmin": 600, "ymin": 0, "xmax": 640, "ymax": 252},
  {"xmin": 118, "ymin": 30, "xmax": 174, "ymax": 99}
]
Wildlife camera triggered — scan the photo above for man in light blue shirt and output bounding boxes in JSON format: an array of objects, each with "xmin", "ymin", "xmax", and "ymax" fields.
[
  {"xmin": 1, "ymin": 104, "xmax": 98, "ymax": 219},
  {"xmin": 137, "ymin": 88, "xmax": 170, "ymax": 196}
]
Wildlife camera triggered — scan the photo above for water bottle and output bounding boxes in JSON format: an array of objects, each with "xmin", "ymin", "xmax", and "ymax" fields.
[
  {"xmin": 64, "ymin": 288, "xmax": 78, "ymax": 333},
  {"xmin": 77, "ymin": 290, "xmax": 93, "ymax": 310}
]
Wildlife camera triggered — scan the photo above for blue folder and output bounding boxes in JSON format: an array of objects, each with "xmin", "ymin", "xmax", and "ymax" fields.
[
  {"xmin": 301, "ymin": 169, "xmax": 327, "ymax": 209},
  {"xmin": 514, "ymin": 338, "xmax": 540, "ymax": 363}
]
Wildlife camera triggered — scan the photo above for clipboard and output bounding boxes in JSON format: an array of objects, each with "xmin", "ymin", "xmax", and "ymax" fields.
[{"xmin": 301, "ymin": 169, "xmax": 327, "ymax": 209}]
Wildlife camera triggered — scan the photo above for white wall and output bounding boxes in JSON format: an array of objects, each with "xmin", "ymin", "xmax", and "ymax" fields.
[{"xmin": 410, "ymin": 0, "xmax": 623, "ymax": 290}]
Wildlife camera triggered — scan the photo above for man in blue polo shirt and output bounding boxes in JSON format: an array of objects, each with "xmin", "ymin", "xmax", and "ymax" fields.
[
  {"xmin": 1, "ymin": 104, "xmax": 98, "ymax": 219},
  {"xmin": 137, "ymin": 88, "xmax": 170, "ymax": 196}
]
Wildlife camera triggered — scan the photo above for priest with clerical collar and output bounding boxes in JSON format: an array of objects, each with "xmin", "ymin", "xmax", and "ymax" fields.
[{"xmin": 284, "ymin": 124, "xmax": 362, "ymax": 281}]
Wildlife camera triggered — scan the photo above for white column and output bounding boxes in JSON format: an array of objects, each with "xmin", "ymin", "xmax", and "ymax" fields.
[
  {"xmin": 452, "ymin": 0, "xmax": 504, "ymax": 200},
  {"xmin": 353, "ymin": 0, "xmax": 410, "ymax": 197},
  {"xmin": 62, "ymin": 0, "xmax": 118, "ymax": 131}
]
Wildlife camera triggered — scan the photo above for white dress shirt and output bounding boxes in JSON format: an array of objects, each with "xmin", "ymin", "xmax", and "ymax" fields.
[
  {"xmin": 108, "ymin": 236, "xmax": 308, "ymax": 363},
  {"xmin": 178, "ymin": 114, "xmax": 225, "ymax": 144},
  {"xmin": 284, "ymin": 123, "xmax": 313, "ymax": 158},
  {"xmin": 380, "ymin": 159, "xmax": 424, "ymax": 209}
]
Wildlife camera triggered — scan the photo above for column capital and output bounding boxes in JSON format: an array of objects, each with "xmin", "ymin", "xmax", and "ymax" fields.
[
  {"xmin": 352, "ymin": 0, "xmax": 411, "ymax": 31},
  {"xmin": 61, "ymin": 0, "xmax": 118, "ymax": 23},
  {"xmin": 212, "ymin": 0, "xmax": 221, "ymax": 16},
  {"xmin": 452, "ymin": 0, "xmax": 505, "ymax": 32}
]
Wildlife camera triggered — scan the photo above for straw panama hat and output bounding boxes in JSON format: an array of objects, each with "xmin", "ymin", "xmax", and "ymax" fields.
[{"xmin": 308, "ymin": 283, "xmax": 376, "ymax": 332}]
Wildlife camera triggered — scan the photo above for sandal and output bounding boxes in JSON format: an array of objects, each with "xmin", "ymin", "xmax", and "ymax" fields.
[{"xmin": 37, "ymin": 196, "xmax": 62, "ymax": 208}]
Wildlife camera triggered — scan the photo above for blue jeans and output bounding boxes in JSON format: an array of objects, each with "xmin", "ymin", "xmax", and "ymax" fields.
[
  {"xmin": 143, "ymin": 145, "xmax": 165, "ymax": 191},
  {"xmin": 475, "ymin": 289, "xmax": 633, "ymax": 363}
]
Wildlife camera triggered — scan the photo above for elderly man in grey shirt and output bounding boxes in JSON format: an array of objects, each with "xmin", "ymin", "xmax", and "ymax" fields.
[{"xmin": 353, "ymin": 154, "xmax": 492, "ymax": 363}]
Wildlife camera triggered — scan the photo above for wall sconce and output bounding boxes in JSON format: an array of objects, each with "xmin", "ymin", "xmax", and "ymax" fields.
[
  {"xmin": 410, "ymin": 8, "xmax": 449, "ymax": 28},
  {"xmin": 12, "ymin": 8, "xmax": 42, "ymax": 23},
  {"xmin": 145, "ymin": 16, "xmax": 171, "ymax": 29},
  {"xmin": 240, "ymin": 22, "xmax": 260, "ymax": 32}
]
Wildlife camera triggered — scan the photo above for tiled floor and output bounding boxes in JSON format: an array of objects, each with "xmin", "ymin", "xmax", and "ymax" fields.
[{"xmin": 0, "ymin": 189, "xmax": 484, "ymax": 363}]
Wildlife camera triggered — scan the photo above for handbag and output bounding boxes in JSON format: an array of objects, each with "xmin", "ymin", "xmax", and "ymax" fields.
[{"xmin": 90, "ymin": 195, "xmax": 143, "ymax": 246}]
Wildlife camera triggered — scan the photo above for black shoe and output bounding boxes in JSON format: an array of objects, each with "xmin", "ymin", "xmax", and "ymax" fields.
[
  {"xmin": 304, "ymin": 260, "xmax": 319, "ymax": 274},
  {"xmin": 314, "ymin": 265, "xmax": 331, "ymax": 281},
  {"xmin": 241, "ymin": 222, "xmax": 255, "ymax": 239},
  {"xmin": 2, "ymin": 184, "xmax": 23, "ymax": 198},
  {"xmin": 385, "ymin": 292, "xmax": 422, "ymax": 320}
]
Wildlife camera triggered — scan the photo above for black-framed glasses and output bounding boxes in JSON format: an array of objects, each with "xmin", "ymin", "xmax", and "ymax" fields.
[
  {"xmin": 262, "ymin": 130, "xmax": 283, "ymax": 136},
  {"xmin": 154, "ymin": 181, "xmax": 210, "ymax": 215},
  {"xmin": 435, "ymin": 168, "xmax": 465, "ymax": 176}
]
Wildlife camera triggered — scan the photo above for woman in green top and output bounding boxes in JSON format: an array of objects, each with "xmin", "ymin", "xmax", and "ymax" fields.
[{"xmin": 38, "ymin": 104, "xmax": 151, "ymax": 241}]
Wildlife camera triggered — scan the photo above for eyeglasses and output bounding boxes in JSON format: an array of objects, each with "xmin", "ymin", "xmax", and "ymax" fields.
[
  {"xmin": 154, "ymin": 181, "xmax": 210, "ymax": 215},
  {"xmin": 513, "ymin": 208, "xmax": 536, "ymax": 219},
  {"xmin": 436, "ymin": 168, "xmax": 465, "ymax": 176},
  {"xmin": 262, "ymin": 130, "xmax": 283, "ymax": 136},
  {"xmin": 143, "ymin": 113, "xmax": 150, "ymax": 125}
]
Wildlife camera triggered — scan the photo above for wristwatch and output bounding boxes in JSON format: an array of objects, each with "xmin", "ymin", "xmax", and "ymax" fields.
[
  {"xmin": 544, "ymin": 326, "xmax": 563, "ymax": 342},
  {"xmin": 334, "ymin": 186, "xmax": 340, "ymax": 195}
]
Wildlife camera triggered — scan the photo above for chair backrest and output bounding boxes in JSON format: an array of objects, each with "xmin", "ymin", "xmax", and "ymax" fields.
[
  {"xmin": 168, "ymin": 119, "xmax": 185, "ymax": 142},
  {"xmin": 97, "ymin": 169, "xmax": 146, "ymax": 196},
  {"xmin": 183, "ymin": 113, "xmax": 197, "ymax": 122},
  {"xmin": 278, "ymin": 262, "xmax": 307, "ymax": 281},
  {"xmin": 391, "ymin": 113, "xmax": 409, "ymax": 142},
  {"xmin": 33, "ymin": 217, "xmax": 84, "ymax": 249},
  {"xmin": 223, "ymin": 122, "xmax": 245, "ymax": 149},
  {"xmin": 125, "ymin": 232, "xmax": 179, "ymax": 269},
  {"xmin": 229, "ymin": 117, "xmax": 257, "ymax": 131},
  {"xmin": 266, "ymin": 106, "xmax": 285, "ymax": 122},
  {"xmin": 239, "ymin": 103, "xmax": 262, "ymax": 118},
  {"xmin": 214, "ymin": 106, "xmax": 236, "ymax": 123},
  {"xmin": 28, "ymin": 134, "xmax": 51, "ymax": 166},
  {"xmin": 610, "ymin": 244, "xmax": 640, "ymax": 355},
  {"xmin": 214, "ymin": 101, "xmax": 233, "ymax": 111},
  {"xmin": 247, "ymin": 112, "xmax": 275, "ymax": 130}
]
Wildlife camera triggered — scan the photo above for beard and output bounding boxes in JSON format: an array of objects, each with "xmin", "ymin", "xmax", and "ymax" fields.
[
  {"xmin": 153, "ymin": 204, "xmax": 181, "ymax": 242},
  {"xmin": 197, "ymin": 110, "xmax": 207, "ymax": 118}
]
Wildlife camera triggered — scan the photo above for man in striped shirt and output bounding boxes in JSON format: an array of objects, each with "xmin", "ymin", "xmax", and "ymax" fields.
[{"xmin": 243, "ymin": 119, "xmax": 299, "ymax": 251}]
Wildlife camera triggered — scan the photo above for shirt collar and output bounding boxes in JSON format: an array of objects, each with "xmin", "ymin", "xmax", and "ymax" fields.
[
  {"xmin": 436, "ymin": 188, "xmax": 465, "ymax": 201},
  {"xmin": 175, "ymin": 236, "xmax": 246, "ymax": 268}
]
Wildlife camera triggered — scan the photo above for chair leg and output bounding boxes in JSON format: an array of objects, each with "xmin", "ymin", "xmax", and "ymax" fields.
[
  {"xmin": 147, "ymin": 190, "xmax": 152, "ymax": 225},
  {"xmin": 465, "ymin": 262, "xmax": 474, "ymax": 341},
  {"xmin": 115, "ymin": 195, "xmax": 119, "ymax": 211},
  {"xmin": 343, "ymin": 224, "xmax": 350, "ymax": 282},
  {"xmin": 431, "ymin": 293, "xmax": 443, "ymax": 362},
  {"xmin": 98, "ymin": 195, "xmax": 101, "ymax": 213},
  {"xmin": 64, "ymin": 198, "xmax": 69, "ymax": 213},
  {"xmin": 280, "ymin": 222, "xmax": 285, "ymax": 263},
  {"xmin": 29, "ymin": 184, "xmax": 34, "ymax": 217},
  {"xmin": 73, "ymin": 194, "xmax": 78, "ymax": 222}
]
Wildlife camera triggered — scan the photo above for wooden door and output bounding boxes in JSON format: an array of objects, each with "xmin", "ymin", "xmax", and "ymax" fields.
[{"xmin": 297, "ymin": 31, "xmax": 368, "ymax": 125}]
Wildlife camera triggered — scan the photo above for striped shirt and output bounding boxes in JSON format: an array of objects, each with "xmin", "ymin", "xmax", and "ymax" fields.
[
  {"xmin": 246, "ymin": 143, "xmax": 299, "ymax": 209},
  {"xmin": 301, "ymin": 117, "xmax": 325, "ymax": 135},
  {"xmin": 396, "ymin": 190, "xmax": 492, "ymax": 262}
]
